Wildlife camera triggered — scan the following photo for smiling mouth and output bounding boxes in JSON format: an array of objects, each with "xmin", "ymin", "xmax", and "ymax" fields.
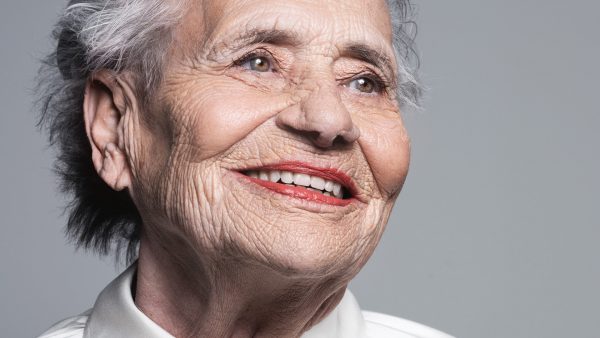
[{"xmin": 238, "ymin": 163, "xmax": 354, "ymax": 206}]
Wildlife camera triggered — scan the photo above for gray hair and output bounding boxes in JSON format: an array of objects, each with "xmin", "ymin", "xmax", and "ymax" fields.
[
  {"xmin": 55, "ymin": 0, "xmax": 182, "ymax": 92},
  {"xmin": 37, "ymin": 0, "xmax": 421, "ymax": 261},
  {"xmin": 386, "ymin": 0, "xmax": 422, "ymax": 107}
]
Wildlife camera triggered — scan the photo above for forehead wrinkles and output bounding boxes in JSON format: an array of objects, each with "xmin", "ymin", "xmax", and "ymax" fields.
[{"xmin": 201, "ymin": 0, "xmax": 393, "ymax": 56}]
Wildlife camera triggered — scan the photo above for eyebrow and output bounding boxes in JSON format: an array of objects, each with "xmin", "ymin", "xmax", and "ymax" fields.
[
  {"xmin": 208, "ymin": 28, "xmax": 397, "ymax": 82},
  {"xmin": 207, "ymin": 28, "xmax": 300, "ymax": 59},
  {"xmin": 341, "ymin": 43, "xmax": 397, "ymax": 84}
]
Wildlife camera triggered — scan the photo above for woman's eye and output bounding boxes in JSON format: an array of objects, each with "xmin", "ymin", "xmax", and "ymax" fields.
[
  {"xmin": 348, "ymin": 77, "xmax": 377, "ymax": 93},
  {"xmin": 241, "ymin": 56, "xmax": 272, "ymax": 72}
]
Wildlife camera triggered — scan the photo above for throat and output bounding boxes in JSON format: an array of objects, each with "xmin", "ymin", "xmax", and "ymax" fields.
[{"xmin": 135, "ymin": 238, "xmax": 349, "ymax": 338}]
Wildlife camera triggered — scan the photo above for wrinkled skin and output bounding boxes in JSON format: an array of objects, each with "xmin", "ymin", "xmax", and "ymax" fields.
[{"xmin": 84, "ymin": 0, "xmax": 410, "ymax": 337}]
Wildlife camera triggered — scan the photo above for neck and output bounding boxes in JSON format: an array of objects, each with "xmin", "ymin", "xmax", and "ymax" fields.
[{"xmin": 134, "ymin": 235, "xmax": 348, "ymax": 338}]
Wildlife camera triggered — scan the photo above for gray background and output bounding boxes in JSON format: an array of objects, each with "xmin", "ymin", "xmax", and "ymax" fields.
[{"xmin": 1, "ymin": 1, "xmax": 598, "ymax": 337}]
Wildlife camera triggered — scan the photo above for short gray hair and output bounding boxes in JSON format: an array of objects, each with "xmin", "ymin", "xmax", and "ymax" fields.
[
  {"xmin": 386, "ymin": 0, "xmax": 422, "ymax": 107},
  {"xmin": 37, "ymin": 0, "xmax": 420, "ymax": 261},
  {"xmin": 55, "ymin": 0, "xmax": 182, "ymax": 92}
]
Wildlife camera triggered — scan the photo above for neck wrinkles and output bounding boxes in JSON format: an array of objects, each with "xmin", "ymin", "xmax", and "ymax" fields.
[{"xmin": 134, "ymin": 233, "xmax": 348, "ymax": 337}]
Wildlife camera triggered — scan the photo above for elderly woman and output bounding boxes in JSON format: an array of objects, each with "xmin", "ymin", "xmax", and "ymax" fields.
[{"xmin": 37, "ymin": 0, "xmax": 452, "ymax": 337}]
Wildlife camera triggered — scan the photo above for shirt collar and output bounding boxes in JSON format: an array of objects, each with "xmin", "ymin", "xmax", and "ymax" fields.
[{"xmin": 84, "ymin": 263, "xmax": 367, "ymax": 338}]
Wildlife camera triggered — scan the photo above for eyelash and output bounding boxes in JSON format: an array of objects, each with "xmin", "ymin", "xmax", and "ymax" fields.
[
  {"xmin": 346, "ymin": 72, "xmax": 390, "ymax": 94},
  {"xmin": 233, "ymin": 49, "xmax": 279, "ymax": 72},
  {"xmin": 232, "ymin": 49, "xmax": 391, "ymax": 95}
]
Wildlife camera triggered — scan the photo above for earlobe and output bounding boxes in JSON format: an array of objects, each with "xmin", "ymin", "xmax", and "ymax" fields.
[
  {"xmin": 83, "ymin": 72, "xmax": 133, "ymax": 191},
  {"xmin": 99, "ymin": 142, "xmax": 132, "ymax": 191}
]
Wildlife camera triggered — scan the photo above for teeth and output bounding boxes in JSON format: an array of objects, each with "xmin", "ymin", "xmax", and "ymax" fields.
[
  {"xmin": 258, "ymin": 171, "xmax": 269, "ymax": 181},
  {"xmin": 332, "ymin": 183, "xmax": 342, "ymax": 198},
  {"xmin": 310, "ymin": 176, "xmax": 325, "ymax": 190},
  {"xmin": 293, "ymin": 173, "xmax": 311, "ymax": 187},
  {"xmin": 280, "ymin": 171, "xmax": 294, "ymax": 184},
  {"xmin": 268, "ymin": 170, "xmax": 280, "ymax": 183},
  {"xmin": 246, "ymin": 169, "xmax": 347, "ymax": 199}
]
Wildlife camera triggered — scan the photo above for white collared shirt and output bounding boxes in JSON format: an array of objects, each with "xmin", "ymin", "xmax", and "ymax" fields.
[{"xmin": 38, "ymin": 264, "xmax": 454, "ymax": 338}]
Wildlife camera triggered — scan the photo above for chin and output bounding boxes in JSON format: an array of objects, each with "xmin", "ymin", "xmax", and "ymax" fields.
[{"xmin": 252, "ymin": 232, "xmax": 374, "ymax": 281}]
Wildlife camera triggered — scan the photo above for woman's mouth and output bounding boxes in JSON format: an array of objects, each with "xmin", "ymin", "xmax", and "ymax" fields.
[{"xmin": 237, "ymin": 162, "xmax": 355, "ymax": 206}]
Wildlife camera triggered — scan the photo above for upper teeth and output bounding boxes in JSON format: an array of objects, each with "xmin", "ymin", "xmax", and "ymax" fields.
[{"xmin": 246, "ymin": 170, "xmax": 345, "ymax": 199}]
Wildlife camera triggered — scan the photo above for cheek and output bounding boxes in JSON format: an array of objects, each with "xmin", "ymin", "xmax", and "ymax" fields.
[
  {"xmin": 168, "ymin": 77, "xmax": 291, "ymax": 161},
  {"xmin": 356, "ymin": 115, "xmax": 410, "ymax": 197}
]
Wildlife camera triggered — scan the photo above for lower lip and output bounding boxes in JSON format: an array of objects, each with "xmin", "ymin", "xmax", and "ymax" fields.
[{"xmin": 240, "ymin": 175, "xmax": 352, "ymax": 207}]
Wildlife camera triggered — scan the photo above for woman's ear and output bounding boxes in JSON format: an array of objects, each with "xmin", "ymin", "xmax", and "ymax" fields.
[{"xmin": 83, "ymin": 71, "xmax": 133, "ymax": 191}]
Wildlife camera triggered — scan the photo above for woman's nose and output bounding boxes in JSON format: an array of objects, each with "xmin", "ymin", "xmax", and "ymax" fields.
[{"xmin": 276, "ymin": 85, "xmax": 360, "ymax": 148}]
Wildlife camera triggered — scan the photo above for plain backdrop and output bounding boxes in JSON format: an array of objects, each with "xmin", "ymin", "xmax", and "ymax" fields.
[{"xmin": 1, "ymin": 1, "xmax": 599, "ymax": 337}]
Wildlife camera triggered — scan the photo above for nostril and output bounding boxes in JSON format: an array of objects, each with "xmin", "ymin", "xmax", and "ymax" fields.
[
  {"xmin": 338, "ymin": 125, "xmax": 360, "ymax": 143},
  {"xmin": 331, "ymin": 135, "xmax": 347, "ymax": 147},
  {"xmin": 311, "ymin": 126, "xmax": 361, "ymax": 148},
  {"xmin": 275, "ymin": 101, "xmax": 360, "ymax": 148},
  {"xmin": 312, "ymin": 133, "xmax": 337, "ymax": 148}
]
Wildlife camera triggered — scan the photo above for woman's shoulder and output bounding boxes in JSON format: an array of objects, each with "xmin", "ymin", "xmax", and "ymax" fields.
[{"xmin": 362, "ymin": 311, "xmax": 455, "ymax": 338}]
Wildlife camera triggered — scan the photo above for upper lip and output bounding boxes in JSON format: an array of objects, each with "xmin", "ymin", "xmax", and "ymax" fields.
[{"xmin": 238, "ymin": 161, "xmax": 359, "ymax": 198}]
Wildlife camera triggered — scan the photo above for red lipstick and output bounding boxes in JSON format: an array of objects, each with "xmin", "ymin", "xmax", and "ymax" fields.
[{"xmin": 238, "ymin": 161, "xmax": 358, "ymax": 206}]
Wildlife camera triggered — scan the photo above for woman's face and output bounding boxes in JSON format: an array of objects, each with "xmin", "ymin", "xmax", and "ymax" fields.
[{"xmin": 130, "ymin": 0, "xmax": 410, "ymax": 277}]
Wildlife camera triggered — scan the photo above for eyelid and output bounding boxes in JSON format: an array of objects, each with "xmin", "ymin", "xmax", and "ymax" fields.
[
  {"xmin": 232, "ymin": 48, "xmax": 280, "ymax": 72},
  {"xmin": 344, "ymin": 71, "xmax": 391, "ymax": 95},
  {"xmin": 363, "ymin": 66, "xmax": 393, "ymax": 90}
]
